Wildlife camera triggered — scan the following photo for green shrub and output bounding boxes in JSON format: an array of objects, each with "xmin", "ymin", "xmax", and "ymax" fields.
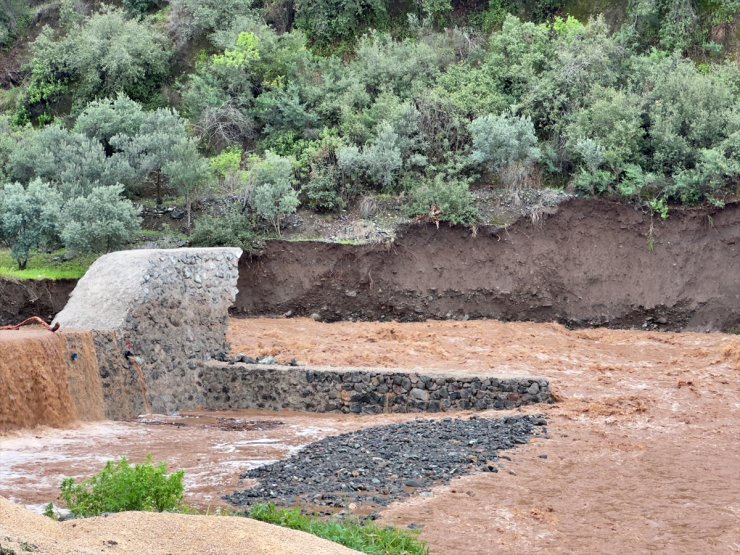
[
  {"xmin": 469, "ymin": 112, "xmax": 540, "ymax": 188},
  {"xmin": 0, "ymin": 0, "xmax": 29, "ymax": 47},
  {"xmin": 407, "ymin": 175, "xmax": 478, "ymax": 227},
  {"xmin": 247, "ymin": 151, "xmax": 300, "ymax": 234},
  {"xmin": 0, "ymin": 179, "xmax": 62, "ymax": 270},
  {"xmin": 249, "ymin": 503, "xmax": 428, "ymax": 555},
  {"xmin": 60, "ymin": 185, "xmax": 141, "ymax": 255},
  {"xmin": 123, "ymin": 0, "xmax": 162, "ymax": 15},
  {"xmin": 168, "ymin": 0, "xmax": 256, "ymax": 46},
  {"xmin": 294, "ymin": 0, "xmax": 388, "ymax": 47},
  {"xmin": 211, "ymin": 147, "xmax": 243, "ymax": 179},
  {"xmin": 303, "ymin": 167, "xmax": 345, "ymax": 212},
  {"xmin": 25, "ymin": 8, "xmax": 170, "ymax": 111},
  {"xmin": 60, "ymin": 456, "xmax": 184, "ymax": 517},
  {"xmin": 189, "ymin": 211, "xmax": 256, "ymax": 249}
]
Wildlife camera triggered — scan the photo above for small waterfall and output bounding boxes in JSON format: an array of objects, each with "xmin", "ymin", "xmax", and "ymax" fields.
[
  {"xmin": 127, "ymin": 355, "xmax": 152, "ymax": 414},
  {"xmin": 63, "ymin": 333, "xmax": 105, "ymax": 422},
  {"xmin": 0, "ymin": 331, "xmax": 105, "ymax": 433}
]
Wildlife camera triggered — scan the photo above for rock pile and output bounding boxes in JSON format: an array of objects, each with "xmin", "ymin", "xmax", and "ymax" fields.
[{"xmin": 226, "ymin": 415, "xmax": 547, "ymax": 511}]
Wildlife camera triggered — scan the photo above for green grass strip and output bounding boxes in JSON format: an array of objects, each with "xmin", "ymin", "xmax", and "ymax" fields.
[
  {"xmin": 0, "ymin": 249, "xmax": 94, "ymax": 281},
  {"xmin": 248, "ymin": 504, "xmax": 428, "ymax": 555}
]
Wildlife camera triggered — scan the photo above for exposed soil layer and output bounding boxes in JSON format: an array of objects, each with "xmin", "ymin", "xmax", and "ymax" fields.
[
  {"xmin": 2, "ymin": 200, "xmax": 738, "ymax": 331},
  {"xmin": 235, "ymin": 199, "xmax": 740, "ymax": 331},
  {"xmin": 231, "ymin": 318, "xmax": 740, "ymax": 554},
  {"xmin": 0, "ymin": 279, "xmax": 76, "ymax": 326},
  {"xmin": 226, "ymin": 415, "xmax": 547, "ymax": 512}
]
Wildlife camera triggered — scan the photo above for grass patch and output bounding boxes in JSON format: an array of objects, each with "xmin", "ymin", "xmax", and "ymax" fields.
[
  {"xmin": 249, "ymin": 504, "xmax": 428, "ymax": 555},
  {"xmin": 0, "ymin": 250, "xmax": 95, "ymax": 280}
]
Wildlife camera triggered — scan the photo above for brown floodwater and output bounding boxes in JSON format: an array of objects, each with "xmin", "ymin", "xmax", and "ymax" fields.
[
  {"xmin": 0, "ymin": 409, "xmax": 426, "ymax": 513},
  {"xmin": 230, "ymin": 318, "xmax": 740, "ymax": 555},
  {"xmin": 1, "ymin": 318, "xmax": 738, "ymax": 555}
]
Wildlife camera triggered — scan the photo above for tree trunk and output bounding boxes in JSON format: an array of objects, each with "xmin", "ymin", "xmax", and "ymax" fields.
[
  {"xmin": 156, "ymin": 172, "xmax": 162, "ymax": 206},
  {"xmin": 18, "ymin": 258, "xmax": 27, "ymax": 270},
  {"xmin": 186, "ymin": 195, "xmax": 191, "ymax": 231}
]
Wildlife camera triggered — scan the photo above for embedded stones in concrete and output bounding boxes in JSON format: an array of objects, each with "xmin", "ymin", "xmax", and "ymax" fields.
[
  {"xmin": 54, "ymin": 248, "xmax": 241, "ymax": 414},
  {"xmin": 201, "ymin": 363, "xmax": 553, "ymax": 413}
]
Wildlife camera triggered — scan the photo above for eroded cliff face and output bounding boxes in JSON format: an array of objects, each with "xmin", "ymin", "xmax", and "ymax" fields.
[
  {"xmin": 3, "ymin": 200, "xmax": 738, "ymax": 332},
  {"xmin": 0, "ymin": 279, "xmax": 76, "ymax": 326},
  {"xmin": 234, "ymin": 199, "xmax": 740, "ymax": 332}
]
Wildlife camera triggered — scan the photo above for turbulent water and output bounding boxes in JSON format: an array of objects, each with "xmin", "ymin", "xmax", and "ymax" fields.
[{"xmin": 0, "ymin": 330, "xmax": 104, "ymax": 432}]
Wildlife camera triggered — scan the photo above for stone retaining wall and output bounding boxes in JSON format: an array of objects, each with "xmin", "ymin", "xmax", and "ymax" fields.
[
  {"xmin": 201, "ymin": 363, "xmax": 553, "ymax": 414},
  {"xmin": 45, "ymin": 247, "xmax": 553, "ymax": 422}
]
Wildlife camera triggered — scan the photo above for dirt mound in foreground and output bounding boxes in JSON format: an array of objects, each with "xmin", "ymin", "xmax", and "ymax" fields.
[
  {"xmin": 0, "ymin": 497, "xmax": 359, "ymax": 555},
  {"xmin": 235, "ymin": 199, "xmax": 740, "ymax": 331}
]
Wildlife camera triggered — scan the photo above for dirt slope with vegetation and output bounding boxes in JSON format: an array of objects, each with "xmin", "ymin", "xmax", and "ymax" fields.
[
  {"xmin": 0, "ymin": 496, "xmax": 360, "ymax": 555},
  {"xmin": 3, "ymin": 198, "xmax": 738, "ymax": 330},
  {"xmin": 0, "ymin": 0, "xmax": 738, "ymax": 276},
  {"xmin": 235, "ymin": 199, "xmax": 740, "ymax": 331}
]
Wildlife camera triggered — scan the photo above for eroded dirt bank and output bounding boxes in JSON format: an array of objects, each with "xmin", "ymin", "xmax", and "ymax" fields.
[
  {"xmin": 235, "ymin": 199, "xmax": 740, "ymax": 331},
  {"xmin": 231, "ymin": 317, "xmax": 740, "ymax": 555},
  {"xmin": 0, "ymin": 279, "xmax": 76, "ymax": 326},
  {"xmin": 2, "ymin": 200, "xmax": 738, "ymax": 330}
]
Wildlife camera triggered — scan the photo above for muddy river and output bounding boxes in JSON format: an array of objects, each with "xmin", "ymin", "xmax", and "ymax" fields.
[{"xmin": 1, "ymin": 318, "xmax": 738, "ymax": 554}]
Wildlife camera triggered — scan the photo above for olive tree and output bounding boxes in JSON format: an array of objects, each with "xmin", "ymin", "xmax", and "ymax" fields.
[
  {"xmin": 60, "ymin": 185, "xmax": 141, "ymax": 255},
  {"xmin": 75, "ymin": 95, "xmax": 199, "ymax": 203},
  {"xmin": 0, "ymin": 180, "xmax": 62, "ymax": 269},
  {"xmin": 469, "ymin": 112, "xmax": 541, "ymax": 188},
  {"xmin": 163, "ymin": 139, "xmax": 213, "ymax": 229},
  {"xmin": 247, "ymin": 152, "xmax": 299, "ymax": 234},
  {"xmin": 9, "ymin": 125, "xmax": 116, "ymax": 198}
]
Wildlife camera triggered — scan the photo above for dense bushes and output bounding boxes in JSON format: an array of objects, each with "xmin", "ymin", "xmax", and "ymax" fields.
[
  {"xmin": 407, "ymin": 175, "xmax": 478, "ymax": 227},
  {"xmin": 0, "ymin": 0, "xmax": 737, "ymax": 263},
  {"xmin": 0, "ymin": 178, "xmax": 141, "ymax": 268},
  {"xmin": 176, "ymin": 9, "xmax": 738, "ymax": 217},
  {"xmin": 0, "ymin": 0, "xmax": 28, "ymax": 47},
  {"xmin": 17, "ymin": 8, "xmax": 170, "ymax": 122},
  {"xmin": 60, "ymin": 456, "xmax": 184, "ymax": 517},
  {"xmin": 60, "ymin": 185, "xmax": 142, "ymax": 255}
]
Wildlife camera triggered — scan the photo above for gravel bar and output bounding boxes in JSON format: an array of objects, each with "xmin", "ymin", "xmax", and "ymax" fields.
[{"xmin": 226, "ymin": 415, "xmax": 547, "ymax": 511}]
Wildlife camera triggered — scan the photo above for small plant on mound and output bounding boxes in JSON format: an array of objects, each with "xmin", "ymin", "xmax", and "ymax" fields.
[
  {"xmin": 60, "ymin": 455, "xmax": 184, "ymax": 517},
  {"xmin": 249, "ymin": 504, "xmax": 428, "ymax": 555},
  {"xmin": 407, "ymin": 175, "xmax": 479, "ymax": 228}
]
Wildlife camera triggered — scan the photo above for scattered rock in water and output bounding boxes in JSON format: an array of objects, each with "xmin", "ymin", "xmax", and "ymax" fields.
[{"xmin": 225, "ymin": 415, "xmax": 547, "ymax": 511}]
